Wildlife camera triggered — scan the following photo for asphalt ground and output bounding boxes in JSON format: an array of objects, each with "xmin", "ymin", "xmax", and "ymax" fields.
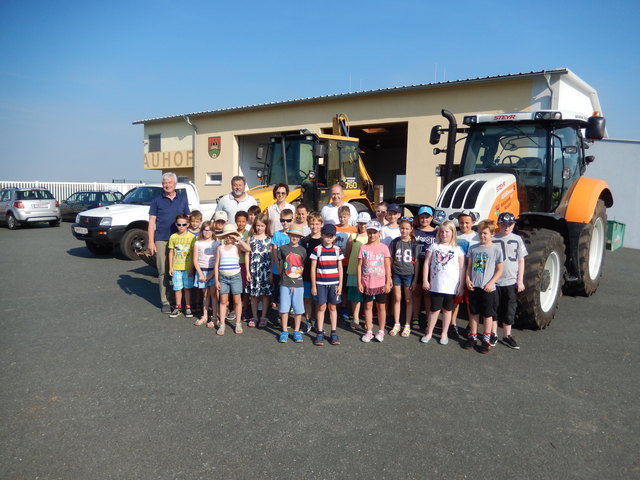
[{"xmin": 1, "ymin": 224, "xmax": 639, "ymax": 480}]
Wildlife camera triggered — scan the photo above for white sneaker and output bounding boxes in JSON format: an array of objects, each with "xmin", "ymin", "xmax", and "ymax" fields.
[
  {"xmin": 375, "ymin": 330, "xmax": 385, "ymax": 343},
  {"xmin": 361, "ymin": 331, "xmax": 374, "ymax": 343}
]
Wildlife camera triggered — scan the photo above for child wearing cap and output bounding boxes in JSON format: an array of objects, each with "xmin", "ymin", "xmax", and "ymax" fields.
[
  {"xmin": 214, "ymin": 224, "xmax": 248, "ymax": 335},
  {"xmin": 381, "ymin": 203, "xmax": 402, "ymax": 247},
  {"xmin": 310, "ymin": 223, "xmax": 344, "ymax": 346},
  {"xmin": 276, "ymin": 223, "xmax": 307, "ymax": 343},
  {"xmin": 357, "ymin": 220, "xmax": 392, "ymax": 343},
  {"xmin": 345, "ymin": 212, "xmax": 370, "ymax": 329},
  {"xmin": 412, "ymin": 205, "xmax": 437, "ymax": 330},
  {"xmin": 492, "ymin": 212, "xmax": 527, "ymax": 349},
  {"xmin": 213, "ymin": 210, "xmax": 228, "ymax": 237}
]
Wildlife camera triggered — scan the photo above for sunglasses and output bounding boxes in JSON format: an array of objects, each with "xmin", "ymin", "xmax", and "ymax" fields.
[
  {"xmin": 202, "ymin": 228, "xmax": 212, "ymax": 232},
  {"xmin": 275, "ymin": 191, "xmax": 287, "ymax": 195},
  {"xmin": 176, "ymin": 223, "xmax": 188, "ymax": 226},
  {"xmin": 280, "ymin": 218, "xmax": 293, "ymax": 223}
]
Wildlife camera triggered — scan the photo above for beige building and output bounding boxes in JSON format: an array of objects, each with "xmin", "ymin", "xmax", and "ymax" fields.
[{"xmin": 133, "ymin": 68, "xmax": 603, "ymax": 205}]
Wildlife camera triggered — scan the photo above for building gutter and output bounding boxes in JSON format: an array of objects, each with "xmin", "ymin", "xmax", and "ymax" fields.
[{"xmin": 183, "ymin": 115, "xmax": 198, "ymax": 180}]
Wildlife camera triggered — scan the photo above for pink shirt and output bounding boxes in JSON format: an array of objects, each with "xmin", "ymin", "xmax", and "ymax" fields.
[{"xmin": 358, "ymin": 242, "xmax": 390, "ymax": 295}]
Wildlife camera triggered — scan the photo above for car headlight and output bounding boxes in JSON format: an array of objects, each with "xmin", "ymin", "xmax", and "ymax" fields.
[
  {"xmin": 99, "ymin": 217, "xmax": 112, "ymax": 226},
  {"xmin": 75, "ymin": 214, "xmax": 81, "ymax": 223},
  {"xmin": 434, "ymin": 209, "xmax": 447, "ymax": 225}
]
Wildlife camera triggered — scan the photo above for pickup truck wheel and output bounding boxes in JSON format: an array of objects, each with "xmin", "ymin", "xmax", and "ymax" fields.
[
  {"xmin": 85, "ymin": 241, "xmax": 113, "ymax": 255},
  {"xmin": 7, "ymin": 213, "xmax": 19, "ymax": 230},
  {"xmin": 120, "ymin": 228, "xmax": 148, "ymax": 261}
]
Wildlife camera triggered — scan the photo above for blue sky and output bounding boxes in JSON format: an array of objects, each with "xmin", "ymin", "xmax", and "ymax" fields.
[{"xmin": 1, "ymin": 0, "xmax": 638, "ymax": 182}]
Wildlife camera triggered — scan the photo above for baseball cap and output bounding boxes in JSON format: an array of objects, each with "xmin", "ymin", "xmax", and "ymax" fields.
[
  {"xmin": 418, "ymin": 205, "xmax": 434, "ymax": 217},
  {"xmin": 388, "ymin": 203, "xmax": 401, "ymax": 213},
  {"xmin": 498, "ymin": 212, "xmax": 517, "ymax": 224},
  {"xmin": 356, "ymin": 212, "xmax": 371, "ymax": 223},
  {"xmin": 321, "ymin": 224, "xmax": 337, "ymax": 236},
  {"xmin": 287, "ymin": 223, "xmax": 305, "ymax": 237},
  {"xmin": 366, "ymin": 220, "xmax": 382, "ymax": 231},
  {"xmin": 213, "ymin": 210, "xmax": 228, "ymax": 222}
]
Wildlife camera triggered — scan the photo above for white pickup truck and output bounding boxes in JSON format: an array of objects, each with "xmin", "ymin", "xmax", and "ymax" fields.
[{"xmin": 71, "ymin": 181, "xmax": 217, "ymax": 261}]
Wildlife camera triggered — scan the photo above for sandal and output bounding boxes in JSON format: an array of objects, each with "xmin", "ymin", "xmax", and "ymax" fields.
[
  {"xmin": 389, "ymin": 324, "xmax": 401, "ymax": 336},
  {"xmin": 400, "ymin": 325, "xmax": 411, "ymax": 337},
  {"xmin": 235, "ymin": 324, "xmax": 243, "ymax": 334},
  {"xmin": 194, "ymin": 317, "xmax": 207, "ymax": 326},
  {"xmin": 216, "ymin": 324, "xmax": 226, "ymax": 335},
  {"xmin": 258, "ymin": 317, "xmax": 268, "ymax": 328},
  {"xmin": 206, "ymin": 320, "xmax": 215, "ymax": 329},
  {"xmin": 411, "ymin": 318, "xmax": 421, "ymax": 330},
  {"xmin": 248, "ymin": 318, "xmax": 257, "ymax": 328},
  {"xmin": 350, "ymin": 320, "xmax": 360, "ymax": 330}
]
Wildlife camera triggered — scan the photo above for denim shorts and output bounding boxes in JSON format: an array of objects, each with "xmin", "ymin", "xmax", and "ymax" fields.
[
  {"xmin": 392, "ymin": 272, "xmax": 414, "ymax": 287},
  {"xmin": 279, "ymin": 285, "xmax": 305, "ymax": 315},
  {"xmin": 194, "ymin": 268, "xmax": 215, "ymax": 288},
  {"xmin": 172, "ymin": 269, "xmax": 194, "ymax": 291},
  {"xmin": 219, "ymin": 273, "xmax": 243, "ymax": 295},
  {"xmin": 316, "ymin": 284, "xmax": 341, "ymax": 306}
]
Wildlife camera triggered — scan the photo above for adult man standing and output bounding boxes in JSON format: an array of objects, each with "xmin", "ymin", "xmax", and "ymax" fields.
[
  {"xmin": 320, "ymin": 184, "xmax": 358, "ymax": 226},
  {"xmin": 215, "ymin": 176, "xmax": 257, "ymax": 223},
  {"xmin": 148, "ymin": 172, "xmax": 191, "ymax": 313}
]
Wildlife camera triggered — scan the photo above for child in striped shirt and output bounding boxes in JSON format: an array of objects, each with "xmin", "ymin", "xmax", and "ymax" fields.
[{"xmin": 310, "ymin": 224, "xmax": 344, "ymax": 346}]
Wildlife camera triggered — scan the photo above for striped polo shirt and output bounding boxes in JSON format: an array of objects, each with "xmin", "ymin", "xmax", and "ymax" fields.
[{"xmin": 310, "ymin": 245, "xmax": 344, "ymax": 285}]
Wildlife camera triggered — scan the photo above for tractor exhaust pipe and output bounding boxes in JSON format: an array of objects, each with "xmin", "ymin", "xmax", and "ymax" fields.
[{"xmin": 441, "ymin": 109, "xmax": 458, "ymax": 185}]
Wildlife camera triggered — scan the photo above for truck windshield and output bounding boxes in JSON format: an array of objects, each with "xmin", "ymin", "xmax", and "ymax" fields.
[
  {"xmin": 461, "ymin": 124, "xmax": 547, "ymax": 177},
  {"xmin": 269, "ymin": 139, "xmax": 315, "ymax": 186},
  {"xmin": 121, "ymin": 187, "xmax": 188, "ymax": 205}
]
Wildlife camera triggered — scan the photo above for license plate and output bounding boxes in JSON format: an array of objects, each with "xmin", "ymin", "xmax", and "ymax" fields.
[
  {"xmin": 74, "ymin": 226, "xmax": 88, "ymax": 235},
  {"xmin": 33, "ymin": 203, "xmax": 48, "ymax": 209}
]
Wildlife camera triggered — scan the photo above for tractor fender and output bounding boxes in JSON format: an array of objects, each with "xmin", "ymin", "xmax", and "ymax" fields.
[{"xmin": 563, "ymin": 178, "xmax": 613, "ymax": 224}]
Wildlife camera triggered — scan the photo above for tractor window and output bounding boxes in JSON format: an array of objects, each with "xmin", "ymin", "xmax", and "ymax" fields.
[
  {"xmin": 551, "ymin": 126, "xmax": 581, "ymax": 209},
  {"xmin": 325, "ymin": 139, "xmax": 360, "ymax": 188},
  {"xmin": 269, "ymin": 139, "xmax": 315, "ymax": 186}
]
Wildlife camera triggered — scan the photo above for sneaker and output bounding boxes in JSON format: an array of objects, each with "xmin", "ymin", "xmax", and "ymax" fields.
[
  {"xmin": 161, "ymin": 304, "xmax": 171, "ymax": 314},
  {"xmin": 480, "ymin": 341, "xmax": 492, "ymax": 354},
  {"xmin": 462, "ymin": 336, "xmax": 476, "ymax": 350},
  {"xmin": 300, "ymin": 322, "xmax": 311, "ymax": 334},
  {"xmin": 184, "ymin": 307, "xmax": 193, "ymax": 318},
  {"xmin": 489, "ymin": 333, "xmax": 498, "ymax": 347},
  {"xmin": 375, "ymin": 330, "xmax": 385, "ymax": 343},
  {"xmin": 361, "ymin": 331, "xmax": 374, "ymax": 343},
  {"xmin": 501, "ymin": 335, "xmax": 520, "ymax": 350},
  {"xmin": 293, "ymin": 331, "xmax": 304, "ymax": 343},
  {"xmin": 169, "ymin": 307, "xmax": 182, "ymax": 318},
  {"xmin": 278, "ymin": 331, "xmax": 289, "ymax": 343},
  {"xmin": 448, "ymin": 325, "xmax": 459, "ymax": 340},
  {"xmin": 226, "ymin": 311, "xmax": 236, "ymax": 321},
  {"xmin": 314, "ymin": 333, "xmax": 324, "ymax": 346}
]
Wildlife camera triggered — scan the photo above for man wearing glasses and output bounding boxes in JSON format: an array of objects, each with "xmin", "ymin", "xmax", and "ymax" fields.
[
  {"xmin": 215, "ymin": 176, "xmax": 257, "ymax": 224},
  {"xmin": 265, "ymin": 182, "xmax": 295, "ymax": 236},
  {"xmin": 148, "ymin": 172, "xmax": 191, "ymax": 313}
]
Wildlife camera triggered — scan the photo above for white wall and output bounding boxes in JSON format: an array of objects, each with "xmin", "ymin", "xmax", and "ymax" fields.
[{"xmin": 586, "ymin": 139, "xmax": 640, "ymax": 249}]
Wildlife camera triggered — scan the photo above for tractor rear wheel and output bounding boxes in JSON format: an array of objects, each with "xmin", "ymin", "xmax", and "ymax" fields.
[
  {"xmin": 517, "ymin": 228, "xmax": 566, "ymax": 329},
  {"xmin": 566, "ymin": 199, "xmax": 607, "ymax": 296}
]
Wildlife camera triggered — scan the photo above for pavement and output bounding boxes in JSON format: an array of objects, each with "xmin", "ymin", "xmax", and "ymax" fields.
[{"xmin": 1, "ymin": 223, "xmax": 639, "ymax": 479}]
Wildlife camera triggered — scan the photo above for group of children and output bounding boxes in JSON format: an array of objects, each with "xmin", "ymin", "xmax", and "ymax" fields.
[{"xmin": 164, "ymin": 202, "xmax": 527, "ymax": 354}]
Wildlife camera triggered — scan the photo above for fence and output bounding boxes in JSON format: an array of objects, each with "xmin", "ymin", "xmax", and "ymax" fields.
[{"xmin": 0, "ymin": 181, "xmax": 146, "ymax": 201}]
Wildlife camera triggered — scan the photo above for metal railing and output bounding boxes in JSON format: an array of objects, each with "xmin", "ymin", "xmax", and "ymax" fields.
[{"xmin": 0, "ymin": 181, "xmax": 146, "ymax": 201}]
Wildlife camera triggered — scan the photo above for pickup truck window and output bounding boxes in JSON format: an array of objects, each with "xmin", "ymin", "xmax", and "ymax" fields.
[{"xmin": 122, "ymin": 187, "xmax": 188, "ymax": 205}]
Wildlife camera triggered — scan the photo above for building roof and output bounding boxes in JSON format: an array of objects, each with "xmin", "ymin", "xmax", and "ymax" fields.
[{"xmin": 132, "ymin": 68, "xmax": 571, "ymax": 125}]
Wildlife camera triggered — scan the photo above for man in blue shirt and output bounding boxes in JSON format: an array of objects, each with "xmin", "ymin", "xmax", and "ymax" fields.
[{"xmin": 148, "ymin": 172, "xmax": 190, "ymax": 313}]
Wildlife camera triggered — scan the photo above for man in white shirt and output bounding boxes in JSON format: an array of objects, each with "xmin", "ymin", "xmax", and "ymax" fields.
[
  {"xmin": 320, "ymin": 184, "xmax": 358, "ymax": 226},
  {"xmin": 215, "ymin": 176, "xmax": 257, "ymax": 223}
]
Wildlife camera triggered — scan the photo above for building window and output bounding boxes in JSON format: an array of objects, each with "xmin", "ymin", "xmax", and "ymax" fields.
[
  {"xmin": 205, "ymin": 172, "xmax": 223, "ymax": 186},
  {"xmin": 148, "ymin": 134, "xmax": 161, "ymax": 152}
]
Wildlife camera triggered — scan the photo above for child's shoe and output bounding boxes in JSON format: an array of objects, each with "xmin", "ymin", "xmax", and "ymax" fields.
[
  {"xmin": 463, "ymin": 336, "xmax": 476, "ymax": 350},
  {"xmin": 480, "ymin": 341, "xmax": 492, "ymax": 354},
  {"xmin": 389, "ymin": 324, "xmax": 401, "ymax": 336},
  {"xmin": 330, "ymin": 332, "xmax": 340, "ymax": 345},
  {"xmin": 184, "ymin": 305, "xmax": 193, "ymax": 318},
  {"xmin": 314, "ymin": 333, "xmax": 324, "ymax": 346},
  {"xmin": 278, "ymin": 331, "xmax": 289, "ymax": 343},
  {"xmin": 169, "ymin": 306, "xmax": 182, "ymax": 318},
  {"xmin": 489, "ymin": 333, "xmax": 498, "ymax": 347},
  {"xmin": 293, "ymin": 331, "xmax": 304, "ymax": 343},
  {"xmin": 400, "ymin": 325, "xmax": 411, "ymax": 337},
  {"xmin": 361, "ymin": 331, "xmax": 374, "ymax": 343},
  {"xmin": 375, "ymin": 330, "xmax": 385, "ymax": 343},
  {"xmin": 500, "ymin": 335, "xmax": 520, "ymax": 349},
  {"xmin": 448, "ymin": 324, "xmax": 460, "ymax": 340},
  {"xmin": 420, "ymin": 335, "xmax": 431, "ymax": 344}
]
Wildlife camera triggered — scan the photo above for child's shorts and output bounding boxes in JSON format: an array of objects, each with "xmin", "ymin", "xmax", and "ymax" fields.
[
  {"xmin": 454, "ymin": 287, "xmax": 469, "ymax": 305},
  {"xmin": 316, "ymin": 284, "xmax": 341, "ymax": 306},
  {"xmin": 429, "ymin": 291, "xmax": 455, "ymax": 312},
  {"xmin": 347, "ymin": 285, "xmax": 363, "ymax": 303},
  {"xmin": 194, "ymin": 268, "xmax": 215, "ymax": 289},
  {"xmin": 172, "ymin": 269, "xmax": 194, "ymax": 291},
  {"xmin": 496, "ymin": 284, "xmax": 517, "ymax": 325},
  {"xmin": 279, "ymin": 286, "xmax": 305, "ymax": 315},
  {"xmin": 303, "ymin": 281, "xmax": 315, "ymax": 299},
  {"xmin": 363, "ymin": 292, "xmax": 388, "ymax": 304},
  {"xmin": 392, "ymin": 273, "xmax": 414, "ymax": 287},
  {"xmin": 219, "ymin": 273, "xmax": 243, "ymax": 295},
  {"xmin": 468, "ymin": 288, "xmax": 498, "ymax": 318}
]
